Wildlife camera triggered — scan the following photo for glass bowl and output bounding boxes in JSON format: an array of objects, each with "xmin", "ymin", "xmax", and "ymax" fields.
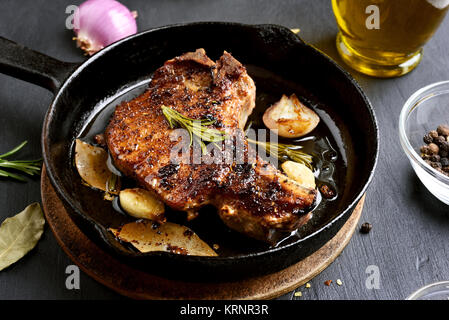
[
  {"xmin": 399, "ymin": 80, "xmax": 449, "ymax": 205},
  {"xmin": 406, "ymin": 281, "xmax": 449, "ymax": 300}
]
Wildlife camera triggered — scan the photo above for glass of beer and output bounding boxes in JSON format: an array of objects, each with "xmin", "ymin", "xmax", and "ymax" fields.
[{"xmin": 332, "ymin": 0, "xmax": 449, "ymax": 77}]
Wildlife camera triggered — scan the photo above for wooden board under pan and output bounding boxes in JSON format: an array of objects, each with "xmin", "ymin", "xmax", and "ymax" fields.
[{"xmin": 41, "ymin": 166, "xmax": 365, "ymax": 300}]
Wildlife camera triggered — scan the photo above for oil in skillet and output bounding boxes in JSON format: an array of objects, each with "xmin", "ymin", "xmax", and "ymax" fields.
[
  {"xmin": 77, "ymin": 67, "xmax": 346, "ymax": 255},
  {"xmin": 246, "ymin": 66, "xmax": 345, "ymax": 248}
]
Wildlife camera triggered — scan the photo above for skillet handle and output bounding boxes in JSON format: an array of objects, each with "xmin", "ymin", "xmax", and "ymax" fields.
[{"xmin": 0, "ymin": 37, "xmax": 78, "ymax": 94}]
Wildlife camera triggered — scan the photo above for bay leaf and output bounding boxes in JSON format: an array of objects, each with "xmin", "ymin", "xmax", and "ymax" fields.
[
  {"xmin": 0, "ymin": 203, "xmax": 45, "ymax": 271},
  {"xmin": 110, "ymin": 220, "xmax": 217, "ymax": 257}
]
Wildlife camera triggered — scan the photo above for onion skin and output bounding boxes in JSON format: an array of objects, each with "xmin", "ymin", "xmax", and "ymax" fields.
[{"xmin": 73, "ymin": 0, "xmax": 137, "ymax": 55}]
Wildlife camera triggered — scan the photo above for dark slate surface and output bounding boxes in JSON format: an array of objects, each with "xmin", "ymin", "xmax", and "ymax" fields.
[{"xmin": 0, "ymin": 0, "xmax": 448, "ymax": 300}]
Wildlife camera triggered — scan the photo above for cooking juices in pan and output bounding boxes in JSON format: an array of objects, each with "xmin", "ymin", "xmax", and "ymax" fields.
[{"xmin": 76, "ymin": 65, "xmax": 347, "ymax": 256}]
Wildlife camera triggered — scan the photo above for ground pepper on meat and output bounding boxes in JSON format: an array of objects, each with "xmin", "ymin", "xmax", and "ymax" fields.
[{"xmin": 158, "ymin": 163, "xmax": 180, "ymax": 189}]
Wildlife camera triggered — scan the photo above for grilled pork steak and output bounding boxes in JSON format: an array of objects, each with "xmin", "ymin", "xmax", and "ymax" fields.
[{"xmin": 105, "ymin": 49, "xmax": 316, "ymax": 243}]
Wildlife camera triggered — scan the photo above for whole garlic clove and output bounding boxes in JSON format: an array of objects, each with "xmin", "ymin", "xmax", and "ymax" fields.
[
  {"xmin": 119, "ymin": 188, "xmax": 165, "ymax": 222},
  {"xmin": 281, "ymin": 160, "xmax": 316, "ymax": 189},
  {"xmin": 262, "ymin": 94, "xmax": 320, "ymax": 138}
]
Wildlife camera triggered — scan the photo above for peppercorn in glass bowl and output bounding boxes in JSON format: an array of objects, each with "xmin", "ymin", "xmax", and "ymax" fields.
[{"xmin": 399, "ymin": 81, "xmax": 449, "ymax": 205}]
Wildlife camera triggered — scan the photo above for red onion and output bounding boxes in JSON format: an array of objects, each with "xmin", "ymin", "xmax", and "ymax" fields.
[{"xmin": 73, "ymin": 0, "xmax": 137, "ymax": 55}]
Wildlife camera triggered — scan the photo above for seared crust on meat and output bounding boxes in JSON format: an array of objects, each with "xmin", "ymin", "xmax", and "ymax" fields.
[{"xmin": 105, "ymin": 49, "xmax": 316, "ymax": 243}]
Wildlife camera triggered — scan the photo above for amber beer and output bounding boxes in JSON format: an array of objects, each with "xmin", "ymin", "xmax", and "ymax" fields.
[{"xmin": 332, "ymin": 0, "xmax": 449, "ymax": 77}]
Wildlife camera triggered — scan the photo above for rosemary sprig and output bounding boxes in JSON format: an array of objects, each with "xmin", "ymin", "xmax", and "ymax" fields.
[
  {"xmin": 161, "ymin": 106, "xmax": 228, "ymax": 153},
  {"xmin": 0, "ymin": 141, "xmax": 42, "ymax": 182},
  {"xmin": 245, "ymin": 122, "xmax": 314, "ymax": 169},
  {"xmin": 162, "ymin": 107, "xmax": 314, "ymax": 169},
  {"xmin": 247, "ymin": 138, "xmax": 314, "ymax": 169}
]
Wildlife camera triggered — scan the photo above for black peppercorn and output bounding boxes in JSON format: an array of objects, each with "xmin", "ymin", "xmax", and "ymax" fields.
[
  {"xmin": 440, "ymin": 141, "xmax": 449, "ymax": 152},
  {"xmin": 360, "ymin": 222, "xmax": 372, "ymax": 234},
  {"xmin": 431, "ymin": 161, "xmax": 442, "ymax": 169},
  {"xmin": 437, "ymin": 125, "xmax": 449, "ymax": 137},
  {"xmin": 434, "ymin": 136, "xmax": 446, "ymax": 145},
  {"xmin": 441, "ymin": 158, "xmax": 449, "ymax": 167},
  {"xmin": 420, "ymin": 145, "xmax": 431, "ymax": 155},
  {"xmin": 428, "ymin": 143, "xmax": 439, "ymax": 154},
  {"xmin": 430, "ymin": 154, "xmax": 441, "ymax": 162},
  {"xmin": 430, "ymin": 130, "xmax": 439, "ymax": 139},
  {"xmin": 423, "ymin": 134, "xmax": 433, "ymax": 144}
]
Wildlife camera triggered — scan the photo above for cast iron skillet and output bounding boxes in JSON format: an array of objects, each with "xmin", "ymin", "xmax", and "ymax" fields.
[{"xmin": 0, "ymin": 22, "xmax": 378, "ymax": 280}]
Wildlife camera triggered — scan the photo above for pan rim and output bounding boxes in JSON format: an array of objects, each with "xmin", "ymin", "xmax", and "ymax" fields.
[{"xmin": 42, "ymin": 21, "xmax": 379, "ymax": 262}]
